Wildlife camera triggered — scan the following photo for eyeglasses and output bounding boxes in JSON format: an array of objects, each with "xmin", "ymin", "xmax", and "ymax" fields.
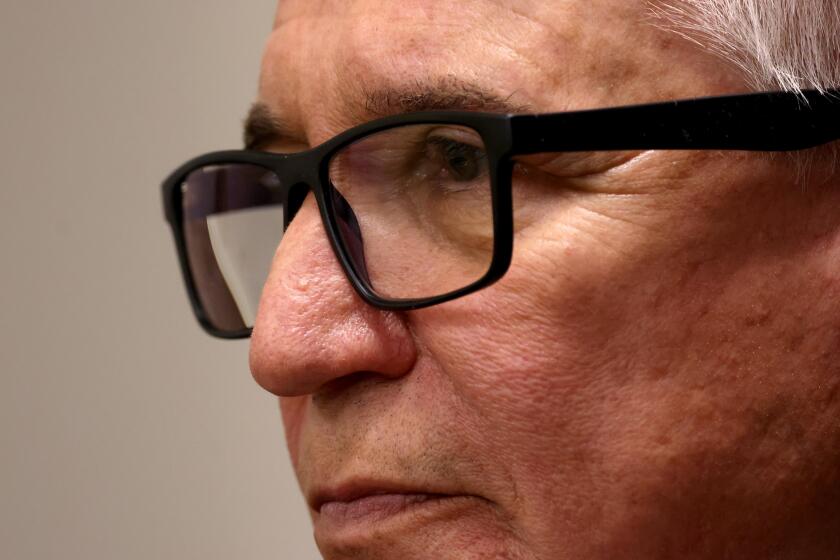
[{"xmin": 162, "ymin": 90, "xmax": 839, "ymax": 338}]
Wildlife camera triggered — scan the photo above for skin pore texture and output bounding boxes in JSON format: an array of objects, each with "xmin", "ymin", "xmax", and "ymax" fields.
[{"xmin": 248, "ymin": 1, "xmax": 840, "ymax": 558}]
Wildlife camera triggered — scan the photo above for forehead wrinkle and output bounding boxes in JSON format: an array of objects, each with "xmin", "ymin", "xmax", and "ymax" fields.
[
  {"xmin": 317, "ymin": 2, "xmax": 579, "ymax": 125},
  {"xmin": 264, "ymin": 0, "xmax": 723, "ymax": 145},
  {"xmin": 265, "ymin": 0, "xmax": 560, "ymax": 141}
]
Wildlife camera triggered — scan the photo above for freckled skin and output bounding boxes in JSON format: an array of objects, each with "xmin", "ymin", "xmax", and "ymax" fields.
[{"xmin": 248, "ymin": 1, "xmax": 840, "ymax": 558}]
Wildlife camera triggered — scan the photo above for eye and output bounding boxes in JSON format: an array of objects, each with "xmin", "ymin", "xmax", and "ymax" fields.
[{"xmin": 426, "ymin": 135, "xmax": 487, "ymax": 183}]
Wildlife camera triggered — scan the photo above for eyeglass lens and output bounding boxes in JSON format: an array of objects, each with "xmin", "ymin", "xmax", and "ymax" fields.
[
  {"xmin": 180, "ymin": 163, "xmax": 285, "ymax": 332},
  {"xmin": 328, "ymin": 124, "xmax": 494, "ymax": 300}
]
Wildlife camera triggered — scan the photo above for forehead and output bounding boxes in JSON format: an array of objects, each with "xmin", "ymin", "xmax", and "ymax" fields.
[{"xmin": 259, "ymin": 0, "xmax": 742, "ymax": 142}]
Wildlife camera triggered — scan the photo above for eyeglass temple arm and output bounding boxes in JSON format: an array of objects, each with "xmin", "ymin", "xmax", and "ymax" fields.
[{"xmin": 509, "ymin": 90, "xmax": 840, "ymax": 155}]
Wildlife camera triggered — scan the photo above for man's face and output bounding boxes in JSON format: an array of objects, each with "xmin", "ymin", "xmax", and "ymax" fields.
[{"xmin": 249, "ymin": 1, "xmax": 840, "ymax": 558}]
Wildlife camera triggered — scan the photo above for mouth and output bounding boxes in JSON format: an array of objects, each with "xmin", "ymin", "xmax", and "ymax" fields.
[
  {"xmin": 319, "ymin": 493, "xmax": 452, "ymax": 523},
  {"xmin": 311, "ymin": 481, "xmax": 475, "ymax": 529},
  {"xmin": 308, "ymin": 474, "xmax": 507, "ymax": 554}
]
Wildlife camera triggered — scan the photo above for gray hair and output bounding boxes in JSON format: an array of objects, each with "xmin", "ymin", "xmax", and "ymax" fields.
[{"xmin": 652, "ymin": 0, "xmax": 840, "ymax": 92}]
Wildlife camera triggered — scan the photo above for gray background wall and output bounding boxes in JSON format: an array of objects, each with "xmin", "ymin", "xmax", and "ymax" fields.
[{"xmin": 0, "ymin": 1, "xmax": 320, "ymax": 558}]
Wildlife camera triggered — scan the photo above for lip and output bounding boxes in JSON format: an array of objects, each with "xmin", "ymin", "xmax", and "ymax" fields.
[
  {"xmin": 310, "ymin": 479, "xmax": 478, "ymax": 531},
  {"xmin": 311, "ymin": 481, "xmax": 479, "ymax": 544},
  {"xmin": 318, "ymin": 492, "xmax": 453, "ymax": 526},
  {"xmin": 309, "ymin": 478, "xmax": 496, "ymax": 548},
  {"xmin": 310, "ymin": 480, "xmax": 460, "ymax": 513}
]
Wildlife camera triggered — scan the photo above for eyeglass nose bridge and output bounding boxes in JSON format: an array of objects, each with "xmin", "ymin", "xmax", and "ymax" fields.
[
  {"xmin": 281, "ymin": 181, "xmax": 312, "ymax": 229},
  {"xmin": 265, "ymin": 150, "xmax": 322, "ymax": 229}
]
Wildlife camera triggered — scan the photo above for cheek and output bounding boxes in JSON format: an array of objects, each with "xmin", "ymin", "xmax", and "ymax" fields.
[{"xmin": 410, "ymin": 152, "xmax": 840, "ymax": 544}]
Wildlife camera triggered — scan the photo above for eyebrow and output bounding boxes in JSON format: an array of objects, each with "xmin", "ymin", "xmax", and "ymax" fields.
[
  {"xmin": 243, "ymin": 102, "xmax": 295, "ymax": 151},
  {"xmin": 363, "ymin": 79, "xmax": 530, "ymax": 118},
  {"xmin": 243, "ymin": 79, "xmax": 531, "ymax": 150}
]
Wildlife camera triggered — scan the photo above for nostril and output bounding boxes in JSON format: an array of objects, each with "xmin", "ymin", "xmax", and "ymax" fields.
[{"xmin": 311, "ymin": 371, "xmax": 391, "ymax": 406}]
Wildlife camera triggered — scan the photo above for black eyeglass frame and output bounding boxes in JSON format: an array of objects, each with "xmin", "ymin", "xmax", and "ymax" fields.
[{"xmin": 163, "ymin": 89, "xmax": 840, "ymax": 338}]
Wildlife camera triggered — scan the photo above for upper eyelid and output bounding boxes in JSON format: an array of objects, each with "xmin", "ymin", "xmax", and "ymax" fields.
[
  {"xmin": 514, "ymin": 150, "xmax": 642, "ymax": 174},
  {"xmin": 425, "ymin": 126, "xmax": 486, "ymax": 148}
]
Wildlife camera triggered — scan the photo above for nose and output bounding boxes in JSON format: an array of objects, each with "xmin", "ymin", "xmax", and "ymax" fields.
[{"xmin": 249, "ymin": 195, "xmax": 417, "ymax": 397}]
